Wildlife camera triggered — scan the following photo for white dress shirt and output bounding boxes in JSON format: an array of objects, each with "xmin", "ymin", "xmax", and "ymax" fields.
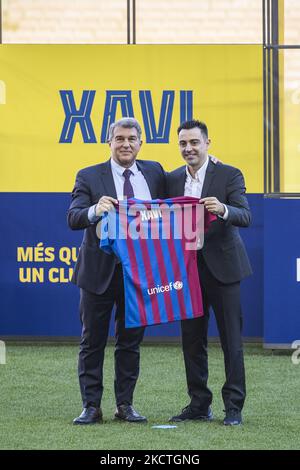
[
  {"xmin": 110, "ymin": 158, "xmax": 152, "ymax": 200},
  {"xmin": 88, "ymin": 158, "xmax": 152, "ymax": 222},
  {"xmin": 184, "ymin": 158, "xmax": 209, "ymax": 198}
]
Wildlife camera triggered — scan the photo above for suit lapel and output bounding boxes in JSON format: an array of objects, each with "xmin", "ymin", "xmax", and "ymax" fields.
[
  {"xmin": 176, "ymin": 167, "xmax": 186, "ymax": 196},
  {"xmin": 100, "ymin": 159, "xmax": 117, "ymax": 199},
  {"xmin": 201, "ymin": 158, "xmax": 216, "ymax": 198}
]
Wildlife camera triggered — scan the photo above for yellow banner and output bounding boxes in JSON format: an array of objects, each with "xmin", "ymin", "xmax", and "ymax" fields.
[{"xmin": 0, "ymin": 45, "xmax": 263, "ymax": 192}]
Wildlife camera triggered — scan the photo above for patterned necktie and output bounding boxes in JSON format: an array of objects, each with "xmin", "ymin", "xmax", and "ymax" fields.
[{"xmin": 123, "ymin": 169, "xmax": 134, "ymax": 198}]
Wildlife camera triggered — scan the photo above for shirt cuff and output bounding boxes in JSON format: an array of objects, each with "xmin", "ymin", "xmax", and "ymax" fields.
[
  {"xmin": 88, "ymin": 204, "xmax": 100, "ymax": 223},
  {"xmin": 218, "ymin": 204, "xmax": 229, "ymax": 220}
]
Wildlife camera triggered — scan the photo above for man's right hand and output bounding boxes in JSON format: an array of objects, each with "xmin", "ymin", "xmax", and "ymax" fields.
[{"xmin": 95, "ymin": 196, "xmax": 118, "ymax": 217}]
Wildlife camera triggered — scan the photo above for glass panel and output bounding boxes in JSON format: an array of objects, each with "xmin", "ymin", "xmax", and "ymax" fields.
[
  {"xmin": 136, "ymin": 0, "xmax": 262, "ymax": 44},
  {"xmin": 283, "ymin": 0, "xmax": 300, "ymax": 45},
  {"xmin": 280, "ymin": 49, "xmax": 300, "ymax": 192},
  {"xmin": 2, "ymin": 0, "xmax": 127, "ymax": 44}
]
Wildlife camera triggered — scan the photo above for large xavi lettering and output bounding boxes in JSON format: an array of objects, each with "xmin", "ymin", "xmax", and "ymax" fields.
[{"xmin": 59, "ymin": 90, "xmax": 193, "ymax": 144}]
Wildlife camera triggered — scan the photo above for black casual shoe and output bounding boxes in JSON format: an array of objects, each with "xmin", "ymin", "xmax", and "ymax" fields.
[
  {"xmin": 73, "ymin": 406, "xmax": 102, "ymax": 425},
  {"xmin": 169, "ymin": 405, "xmax": 213, "ymax": 423},
  {"xmin": 223, "ymin": 409, "xmax": 242, "ymax": 426},
  {"xmin": 115, "ymin": 404, "xmax": 147, "ymax": 423}
]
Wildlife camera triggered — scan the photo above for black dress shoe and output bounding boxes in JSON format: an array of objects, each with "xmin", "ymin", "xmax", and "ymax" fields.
[
  {"xmin": 223, "ymin": 409, "xmax": 242, "ymax": 426},
  {"xmin": 73, "ymin": 406, "xmax": 102, "ymax": 425},
  {"xmin": 115, "ymin": 404, "xmax": 147, "ymax": 423},
  {"xmin": 169, "ymin": 405, "xmax": 213, "ymax": 422}
]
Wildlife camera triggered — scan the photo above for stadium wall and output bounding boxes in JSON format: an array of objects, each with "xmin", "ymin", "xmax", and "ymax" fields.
[{"xmin": 0, "ymin": 44, "xmax": 264, "ymax": 340}]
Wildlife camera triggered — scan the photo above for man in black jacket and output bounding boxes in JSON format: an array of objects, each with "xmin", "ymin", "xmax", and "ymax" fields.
[
  {"xmin": 168, "ymin": 120, "xmax": 252, "ymax": 426},
  {"xmin": 68, "ymin": 117, "xmax": 165, "ymax": 424}
]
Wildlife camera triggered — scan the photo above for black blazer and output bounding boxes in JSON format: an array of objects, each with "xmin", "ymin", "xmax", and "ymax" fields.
[
  {"xmin": 167, "ymin": 158, "xmax": 252, "ymax": 284},
  {"xmin": 68, "ymin": 158, "xmax": 166, "ymax": 295}
]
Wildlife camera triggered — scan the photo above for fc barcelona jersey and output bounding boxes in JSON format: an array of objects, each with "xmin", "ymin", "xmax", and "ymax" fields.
[{"xmin": 100, "ymin": 196, "xmax": 216, "ymax": 328}]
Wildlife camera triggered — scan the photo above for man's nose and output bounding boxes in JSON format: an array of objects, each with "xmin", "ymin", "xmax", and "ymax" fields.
[
  {"xmin": 185, "ymin": 143, "xmax": 193, "ymax": 152},
  {"xmin": 122, "ymin": 139, "xmax": 130, "ymax": 147}
]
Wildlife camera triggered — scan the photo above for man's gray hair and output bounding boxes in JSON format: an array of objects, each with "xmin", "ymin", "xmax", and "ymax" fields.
[{"xmin": 108, "ymin": 117, "xmax": 142, "ymax": 142}]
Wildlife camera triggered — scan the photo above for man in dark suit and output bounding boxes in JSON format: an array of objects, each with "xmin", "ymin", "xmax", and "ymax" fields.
[
  {"xmin": 68, "ymin": 117, "xmax": 165, "ymax": 424},
  {"xmin": 168, "ymin": 120, "xmax": 252, "ymax": 426}
]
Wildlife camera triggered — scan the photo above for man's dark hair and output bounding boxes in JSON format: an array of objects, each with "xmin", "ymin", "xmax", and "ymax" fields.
[{"xmin": 177, "ymin": 119, "xmax": 208, "ymax": 139}]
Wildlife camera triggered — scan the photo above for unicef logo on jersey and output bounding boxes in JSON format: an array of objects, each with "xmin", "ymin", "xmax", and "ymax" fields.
[
  {"xmin": 147, "ymin": 280, "xmax": 184, "ymax": 295},
  {"xmin": 173, "ymin": 281, "xmax": 183, "ymax": 290}
]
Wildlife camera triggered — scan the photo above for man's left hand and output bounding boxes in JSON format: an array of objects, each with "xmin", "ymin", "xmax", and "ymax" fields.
[{"xmin": 200, "ymin": 197, "xmax": 225, "ymax": 216}]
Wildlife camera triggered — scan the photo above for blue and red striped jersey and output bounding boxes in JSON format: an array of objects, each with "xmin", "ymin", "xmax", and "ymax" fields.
[{"xmin": 100, "ymin": 196, "xmax": 216, "ymax": 328}]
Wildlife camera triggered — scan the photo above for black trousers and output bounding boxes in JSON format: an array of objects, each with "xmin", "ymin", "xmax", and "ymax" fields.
[
  {"xmin": 181, "ymin": 252, "xmax": 246, "ymax": 412},
  {"xmin": 78, "ymin": 264, "xmax": 145, "ymax": 408}
]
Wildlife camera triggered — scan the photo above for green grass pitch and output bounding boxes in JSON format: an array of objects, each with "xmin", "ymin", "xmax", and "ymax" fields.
[{"xmin": 0, "ymin": 343, "xmax": 299, "ymax": 450}]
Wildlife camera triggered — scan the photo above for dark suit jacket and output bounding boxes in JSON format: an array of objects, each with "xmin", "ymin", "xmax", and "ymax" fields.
[
  {"xmin": 167, "ymin": 157, "xmax": 252, "ymax": 284},
  {"xmin": 68, "ymin": 158, "xmax": 166, "ymax": 295}
]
